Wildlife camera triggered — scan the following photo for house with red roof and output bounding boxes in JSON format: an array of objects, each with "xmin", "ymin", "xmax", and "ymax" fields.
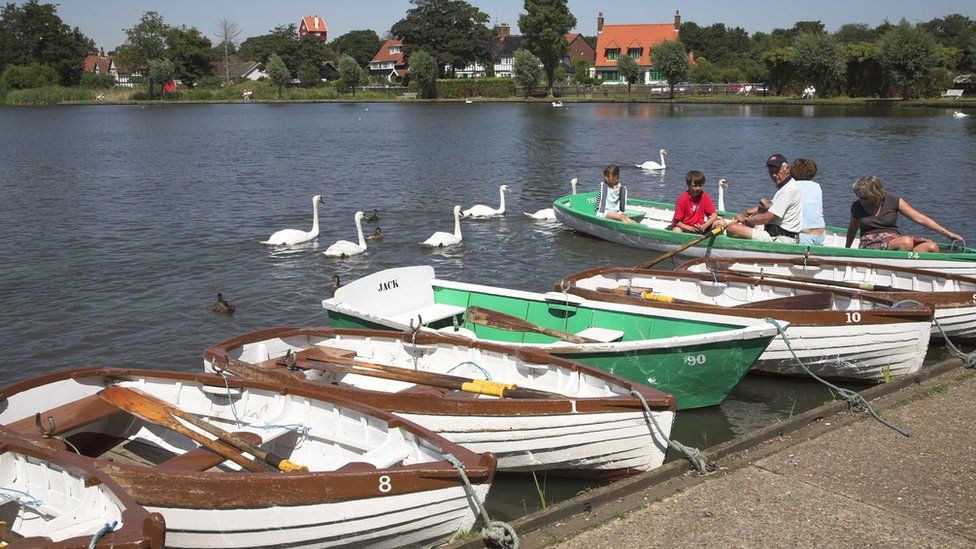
[
  {"xmin": 299, "ymin": 16, "xmax": 328, "ymax": 42},
  {"xmin": 368, "ymin": 39, "xmax": 407, "ymax": 82},
  {"xmin": 82, "ymin": 48, "xmax": 138, "ymax": 87},
  {"xmin": 594, "ymin": 10, "xmax": 681, "ymax": 84},
  {"xmin": 455, "ymin": 24, "xmax": 593, "ymax": 79}
]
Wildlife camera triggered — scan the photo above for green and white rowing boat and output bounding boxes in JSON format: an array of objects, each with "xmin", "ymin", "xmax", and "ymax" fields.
[
  {"xmin": 553, "ymin": 192, "xmax": 976, "ymax": 275},
  {"xmin": 322, "ymin": 266, "xmax": 782, "ymax": 409}
]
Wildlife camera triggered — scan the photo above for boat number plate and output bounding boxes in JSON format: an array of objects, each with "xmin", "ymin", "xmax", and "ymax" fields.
[
  {"xmin": 378, "ymin": 475, "xmax": 392, "ymax": 493},
  {"xmin": 906, "ymin": 252, "xmax": 920, "ymax": 259},
  {"xmin": 845, "ymin": 312, "xmax": 862, "ymax": 323},
  {"xmin": 683, "ymin": 354, "xmax": 707, "ymax": 366}
]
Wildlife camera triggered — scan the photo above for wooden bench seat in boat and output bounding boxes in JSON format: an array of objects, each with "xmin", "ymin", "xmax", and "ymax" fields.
[
  {"xmin": 5, "ymin": 395, "xmax": 124, "ymax": 438},
  {"xmin": 155, "ymin": 431, "xmax": 263, "ymax": 472},
  {"xmin": 260, "ymin": 345, "xmax": 358, "ymax": 370},
  {"xmin": 575, "ymin": 327, "xmax": 625, "ymax": 342},
  {"xmin": 389, "ymin": 303, "xmax": 466, "ymax": 326}
]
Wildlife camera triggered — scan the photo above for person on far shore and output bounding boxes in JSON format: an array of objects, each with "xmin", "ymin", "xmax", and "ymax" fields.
[
  {"xmin": 845, "ymin": 176, "xmax": 962, "ymax": 252},
  {"xmin": 670, "ymin": 170, "xmax": 718, "ymax": 233},
  {"xmin": 595, "ymin": 164, "xmax": 637, "ymax": 224},
  {"xmin": 791, "ymin": 158, "xmax": 825, "ymax": 246},
  {"xmin": 717, "ymin": 153, "xmax": 803, "ymax": 243}
]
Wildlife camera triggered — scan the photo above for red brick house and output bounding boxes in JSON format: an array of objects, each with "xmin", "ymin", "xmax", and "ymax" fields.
[
  {"xmin": 299, "ymin": 16, "xmax": 328, "ymax": 42},
  {"xmin": 368, "ymin": 39, "xmax": 407, "ymax": 82},
  {"xmin": 564, "ymin": 33, "xmax": 595, "ymax": 71},
  {"xmin": 594, "ymin": 10, "xmax": 681, "ymax": 84}
]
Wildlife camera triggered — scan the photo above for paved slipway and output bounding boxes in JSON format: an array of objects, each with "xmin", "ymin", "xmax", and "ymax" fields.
[{"xmin": 493, "ymin": 359, "xmax": 976, "ymax": 548}]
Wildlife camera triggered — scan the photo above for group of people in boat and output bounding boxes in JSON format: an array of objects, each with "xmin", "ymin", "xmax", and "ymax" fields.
[{"xmin": 594, "ymin": 154, "xmax": 962, "ymax": 252}]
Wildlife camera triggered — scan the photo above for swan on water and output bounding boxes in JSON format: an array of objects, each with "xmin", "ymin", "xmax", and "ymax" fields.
[
  {"xmin": 260, "ymin": 195, "xmax": 324, "ymax": 246},
  {"xmin": 552, "ymin": 100, "xmax": 563, "ymax": 107},
  {"xmin": 366, "ymin": 227, "xmax": 384, "ymax": 241},
  {"xmin": 718, "ymin": 178, "xmax": 728, "ymax": 212},
  {"xmin": 636, "ymin": 149, "xmax": 667, "ymax": 170},
  {"xmin": 212, "ymin": 292, "xmax": 235, "ymax": 314},
  {"xmin": 465, "ymin": 99, "xmax": 474, "ymax": 104},
  {"xmin": 421, "ymin": 206, "xmax": 463, "ymax": 247},
  {"xmin": 329, "ymin": 275, "xmax": 341, "ymax": 295},
  {"xmin": 524, "ymin": 177, "xmax": 580, "ymax": 220},
  {"xmin": 366, "ymin": 209, "xmax": 380, "ymax": 223},
  {"xmin": 324, "ymin": 211, "xmax": 367, "ymax": 258},
  {"xmin": 462, "ymin": 185, "xmax": 511, "ymax": 218},
  {"xmin": 954, "ymin": 111, "xmax": 969, "ymax": 118}
]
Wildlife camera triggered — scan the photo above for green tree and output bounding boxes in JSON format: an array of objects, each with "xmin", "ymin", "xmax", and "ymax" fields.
[
  {"xmin": 616, "ymin": 52, "xmax": 639, "ymax": 95},
  {"xmin": 79, "ymin": 71, "xmax": 115, "ymax": 89},
  {"xmin": 650, "ymin": 40, "xmax": 690, "ymax": 98},
  {"xmin": 329, "ymin": 30, "xmax": 382, "ymax": 66},
  {"xmin": 338, "ymin": 55, "xmax": 360, "ymax": 96},
  {"xmin": 844, "ymin": 41, "xmax": 887, "ymax": 97},
  {"xmin": 792, "ymin": 32, "xmax": 845, "ymax": 97},
  {"xmin": 877, "ymin": 20, "xmax": 939, "ymax": 99},
  {"xmin": 116, "ymin": 11, "xmax": 169, "ymax": 94},
  {"xmin": 518, "ymin": 0, "xmax": 577, "ymax": 96},
  {"xmin": 390, "ymin": 0, "xmax": 492, "ymax": 75},
  {"xmin": 573, "ymin": 59, "xmax": 591, "ymax": 85},
  {"xmin": 834, "ymin": 23, "xmax": 875, "ymax": 44},
  {"xmin": 0, "ymin": 0, "xmax": 93, "ymax": 86},
  {"xmin": 407, "ymin": 49, "xmax": 437, "ymax": 98},
  {"xmin": 513, "ymin": 48, "xmax": 542, "ymax": 97},
  {"xmin": 166, "ymin": 26, "xmax": 214, "ymax": 87},
  {"xmin": 0, "ymin": 62, "xmax": 58, "ymax": 89},
  {"xmin": 760, "ymin": 45, "xmax": 795, "ymax": 94},
  {"xmin": 147, "ymin": 58, "xmax": 174, "ymax": 98},
  {"xmin": 689, "ymin": 56, "xmax": 718, "ymax": 83},
  {"xmin": 239, "ymin": 24, "xmax": 334, "ymax": 77},
  {"xmin": 265, "ymin": 52, "xmax": 289, "ymax": 98},
  {"xmin": 298, "ymin": 62, "xmax": 321, "ymax": 87}
]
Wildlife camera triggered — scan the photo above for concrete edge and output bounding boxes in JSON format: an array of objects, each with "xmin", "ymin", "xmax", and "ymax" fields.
[{"xmin": 446, "ymin": 357, "xmax": 967, "ymax": 548}]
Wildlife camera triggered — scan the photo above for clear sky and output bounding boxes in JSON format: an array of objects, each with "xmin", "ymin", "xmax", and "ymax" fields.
[{"xmin": 55, "ymin": 0, "xmax": 976, "ymax": 51}]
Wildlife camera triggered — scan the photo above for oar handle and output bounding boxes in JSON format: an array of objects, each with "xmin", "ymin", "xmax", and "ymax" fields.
[
  {"xmin": 465, "ymin": 305, "xmax": 598, "ymax": 343},
  {"xmin": 634, "ymin": 220, "xmax": 735, "ymax": 270}
]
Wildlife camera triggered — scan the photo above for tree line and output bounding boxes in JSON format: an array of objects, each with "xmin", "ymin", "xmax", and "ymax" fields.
[{"xmin": 2, "ymin": 0, "xmax": 973, "ymax": 100}]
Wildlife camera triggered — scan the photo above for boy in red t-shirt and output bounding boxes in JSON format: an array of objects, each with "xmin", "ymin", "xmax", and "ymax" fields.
[{"xmin": 671, "ymin": 170, "xmax": 718, "ymax": 233}]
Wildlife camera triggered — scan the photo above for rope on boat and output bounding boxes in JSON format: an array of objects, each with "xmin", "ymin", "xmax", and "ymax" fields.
[
  {"xmin": 216, "ymin": 372, "xmax": 310, "ymax": 445},
  {"xmin": 763, "ymin": 318, "xmax": 910, "ymax": 437},
  {"xmin": 948, "ymin": 238, "xmax": 967, "ymax": 252},
  {"xmin": 88, "ymin": 520, "xmax": 116, "ymax": 549},
  {"xmin": 442, "ymin": 453, "xmax": 519, "ymax": 549},
  {"xmin": 446, "ymin": 360, "xmax": 493, "ymax": 380},
  {"xmin": 630, "ymin": 391, "xmax": 715, "ymax": 474},
  {"xmin": 890, "ymin": 300, "xmax": 976, "ymax": 369},
  {"xmin": 0, "ymin": 486, "xmax": 42, "ymax": 509}
]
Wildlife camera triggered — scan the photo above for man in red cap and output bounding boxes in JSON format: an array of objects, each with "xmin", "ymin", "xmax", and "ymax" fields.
[{"xmin": 719, "ymin": 153, "xmax": 803, "ymax": 243}]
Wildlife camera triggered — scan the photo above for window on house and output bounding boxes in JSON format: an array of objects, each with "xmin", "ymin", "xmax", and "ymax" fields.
[
  {"xmin": 606, "ymin": 49, "xmax": 619, "ymax": 61},
  {"xmin": 648, "ymin": 70, "xmax": 661, "ymax": 80},
  {"xmin": 389, "ymin": 46, "xmax": 402, "ymax": 54},
  {"xmin": 628, "ymin": 48, "xmax": 641, "ymax": 59},
  {"xmin": 602, "ymin": 71, "xmax": 619, "ymax": 82}
]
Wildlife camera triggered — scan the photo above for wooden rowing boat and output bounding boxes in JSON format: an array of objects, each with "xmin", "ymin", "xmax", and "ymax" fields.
[
  {"xmin": 0, "ymin": 368, "xmax": 495, "ymax": 549},
  {"xmin": 321, "ymin": 266, "xmax": 783, "ymax": 410},
  {"xmin": 552, "ymin": 192, "xmax": 976, "ymax": 274},
  {"xmin": 557, "ymin": 267, "xmax": 933, "ymax": 382},
  {"xmin": 0, "ymin": 433, "xmax": 165, "ymax": 548},
  {"xmin": 679, "ymin": 256, "xmax": 976, "ymax": 343},
  {"xmin": 204, "ymin": 327, "xmax": 676, "ymax": 478}
]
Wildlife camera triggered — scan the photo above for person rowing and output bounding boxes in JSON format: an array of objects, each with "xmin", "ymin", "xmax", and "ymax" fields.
[{"xmin": 717, "ymin": 153, "xmax": 802, "ymax": 244}]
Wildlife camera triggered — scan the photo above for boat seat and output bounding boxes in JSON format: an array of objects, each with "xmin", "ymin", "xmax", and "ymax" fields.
[
  {"xmin": 155, "ymin": 431, "xmax": 263, "ymax": 472},
  {"xmin": 5, "ymin": 395, "xmax": 124, "ymax": 438},
  {"xmin": 389, "ymin": 303, "xmax": 466, "ymax": 326},
  {"xmin": 575, "ymin": 327, "xmax": 625, "ymax": 343},
  {"xmin": 263, "ymin": 345, "xmax": 358, "ymax": 370}
]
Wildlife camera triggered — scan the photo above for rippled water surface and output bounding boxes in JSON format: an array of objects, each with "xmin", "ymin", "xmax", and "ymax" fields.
[{"xmin": 1, "ymin": 102, "xmax": 974, "ymax": 518}]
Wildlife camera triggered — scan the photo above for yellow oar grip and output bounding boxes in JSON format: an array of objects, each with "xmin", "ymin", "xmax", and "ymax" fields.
[
  {"xmin": 279, "ymin": 460, "xmax": 309, "ymax": 473},
  {"xmin": 711, "ymin": 225, "xmax": 725, "ymax": 235},
  {"xmin": 640, "ymin": 291, "xmax": 674, "ymax": 303},
  {"xmin": 461, "ymin": 379, "xmax": 517, "ymax": 397}
]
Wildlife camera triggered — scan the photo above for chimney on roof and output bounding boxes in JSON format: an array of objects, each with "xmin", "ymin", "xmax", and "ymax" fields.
[
  {"xmin": 674, "ymin": 10, "xmax": 681, "ymax": 32},
  {"xmin": 498, "ymin": 23, "xmax": 510, "ymax": 40},
  {"xmin": 99, "ymin": 47, "xmax": 105, "ymax": 57},
  {"xmin": 597, "ymin": 12, "xmax": 604, "ymax": 34}
]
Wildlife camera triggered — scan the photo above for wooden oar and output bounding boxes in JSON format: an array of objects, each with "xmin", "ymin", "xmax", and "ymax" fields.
[
  {"xmin": 465, "ymin": 306, "xmax": 598, "ymax": 344},
  {"xmin": 283, "ymin": 352, "xmax": 561, "ymax": 399},
  {"xmin": 596, "ymin": 286, "xmax": 696, "ymax": 305},
  {"xmin": 634, "ymin": 220, "xmax": 738, "ymax": 270},
  {"xmin": 714, "ymin": 268, "xmax": 896, "ymax": 292},
  {"xmin": 99, "ymin": 386, "xmax": 274, "ymax": 473},
  {"xmin": 104, "ymin": 386, "xmax": 307, "ymax": 472}
]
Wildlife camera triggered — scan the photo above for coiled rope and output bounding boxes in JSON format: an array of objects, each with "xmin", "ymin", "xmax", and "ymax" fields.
[
  {"xmin": 630, "ymin": 390, "xmax": 715, "ymax": 473},
  {"xmin": 216, "ymin": 370, "xmax": 310, "ymax": 445},
  {"xmin": 442, "ymin": 453, "xmax": 518, "ymax": 548},
  {"xmin": 88, "ymin": 520, "xmax": 117, "ymax": 549},
  {"xmin": 763, "ymin": 318, "xmax": 910, "ymax": 437},
  {"xmin": 0, "ymin": 486, "xmax": 42, "ymax": 509},
  {"xmin": 891, "ymin": 300, "xmax": 976, "ymax": 369}
]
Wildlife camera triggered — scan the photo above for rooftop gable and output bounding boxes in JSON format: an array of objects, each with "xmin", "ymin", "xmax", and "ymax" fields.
[
  {"xmin": 300, "ymin": 16, "xmax": 328, "ymax": 33},
  {"xmin": 595, "ymin": 22, "xmax": 678, "ymax": 68},
  {"xmin": 370, "ymin": 38, "xmax": 406, "ymax": 65}
]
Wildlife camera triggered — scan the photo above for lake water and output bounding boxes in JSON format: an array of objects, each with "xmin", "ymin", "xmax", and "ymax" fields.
[{"xmin": 1, "ymin": 102, "xmax": 973, "ymax": 518}]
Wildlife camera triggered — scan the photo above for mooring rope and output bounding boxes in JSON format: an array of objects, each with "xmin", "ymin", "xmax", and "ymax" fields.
[
  {"xmin": 88, "ymin": 520, "xmax": 117, "ymax": 549},
  {"xmin": 442, "ymin": 453, "xmax": 519, "ymax": 549},
  {"xmin": 763, "ymin": 317, "xmax": 910, "ymax": 437},
  {"xmin": 890, "ymin": 299, "xmax": 976, "ymax": 369},
  {"xmin": 216, "ymin": 371, "xmax": 310, "ymax": 445},
  {"xmin": 446, "ymin": 360, "xmax": 493, "ymax": 380},
  {"xmin": 630, "ymin": 390, "xmax": 715, "ymax": 474},
  {"xmin": 0, "ymin": 486, "xmax": 42, "ymax": 509}
]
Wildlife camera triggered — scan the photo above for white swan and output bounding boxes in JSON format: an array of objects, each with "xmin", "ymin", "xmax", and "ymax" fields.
[
  {"xmin": 718, "ymin": 178, "xmax": 728, "ymax": 212},
  {"xmin": 421, "ymin": 205, "xmax": 463, "ymax": 247},
  {"xmin": 465, "ymin": 99, "xmax": 473, "ymax": 104},
  {"xmin": 524, "ymin": 177, "xmax": 579, "ymax": 220},
  {"xmin": 636, "ymin": 149, "xmax": 667, "ymax": 170},
  {"xmin": 323, "ymin": 211, "xmax": 367, "ymax": 258},
  {"xmin": 954, "ymin": 111, "xmax": 969, "ymax": 118},
  {"xmin": 463, "ymin": 185, "xmax": 511, "ymax": 218},
  {"xmin": 260, "ymin": 195, "xmax": 324, "ymax": 246},
  {"xmin": 552, "ymin": 100, "xmax": 563, "ymax": 107}
]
